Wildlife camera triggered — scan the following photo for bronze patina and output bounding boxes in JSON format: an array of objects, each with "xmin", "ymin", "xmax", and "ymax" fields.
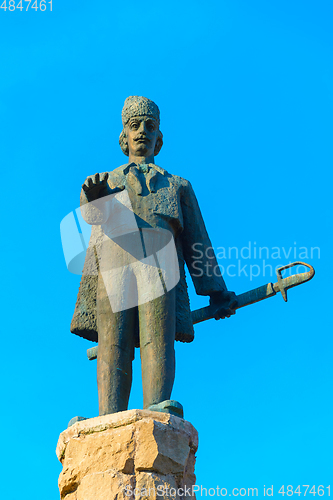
[{"xmin": 71, "ymin": 96, "xmax": 237, "ymax": 417}]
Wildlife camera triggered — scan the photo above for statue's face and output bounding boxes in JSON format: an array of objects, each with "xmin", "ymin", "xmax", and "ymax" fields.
[{"xmin": 126, "ymin": 115, "xmax": 159, "ymax": 158}]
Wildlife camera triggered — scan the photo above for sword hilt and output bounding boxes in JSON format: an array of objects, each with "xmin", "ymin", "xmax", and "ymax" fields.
[{"xmin": 274, "ymin": 261, "xmax": 315, "ymax": 302}]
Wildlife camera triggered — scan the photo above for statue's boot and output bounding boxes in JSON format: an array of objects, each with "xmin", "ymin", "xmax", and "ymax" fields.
[
  {"xmin": 67, "ymin": 416, "xmax": 87, "ymax": 428},
  {"xmin": 67, "ymin": 399, "xmax": 183, "ymax": 428},
  {"xmin": 148, "ymin": 399, "xmax": 183, "ymax": 418}
]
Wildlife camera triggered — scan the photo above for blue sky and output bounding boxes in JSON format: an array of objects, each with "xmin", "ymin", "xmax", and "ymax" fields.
[{"xmin": 0, "ymin": 1, "xmax": 332, "ymax": 499}]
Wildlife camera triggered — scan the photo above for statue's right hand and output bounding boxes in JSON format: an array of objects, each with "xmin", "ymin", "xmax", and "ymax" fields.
[{"xmin": 82, "ymin": 173, "xmax": 111, "ymax": 201}]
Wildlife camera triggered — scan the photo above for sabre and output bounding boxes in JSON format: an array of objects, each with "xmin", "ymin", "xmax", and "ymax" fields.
[
  {"xmin": 87, "ymin": 261, "xmax": 315, "ymax": 361},
  {"xmin": 191, "ymin": 261, "xmax": 314, "ymax": 323}
]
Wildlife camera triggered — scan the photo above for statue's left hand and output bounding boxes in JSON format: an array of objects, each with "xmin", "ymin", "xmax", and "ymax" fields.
[{"xmin": 209, "ymin": 290, "xmax": 238, "ymax": 320}]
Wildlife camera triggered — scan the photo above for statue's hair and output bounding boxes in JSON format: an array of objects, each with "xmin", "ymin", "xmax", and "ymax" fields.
[{"xmin": 119, "ymin": 128, "xmax": 163, "ymax": 157}]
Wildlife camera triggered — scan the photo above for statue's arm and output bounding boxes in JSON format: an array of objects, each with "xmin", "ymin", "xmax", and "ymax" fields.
[
  {"xmin": 180, "ymin": 180, "xmax": 227, "ymax": 295},
  {"xmin": 180, "ymin": 180, "xmax": 237, "ymax": 317}
]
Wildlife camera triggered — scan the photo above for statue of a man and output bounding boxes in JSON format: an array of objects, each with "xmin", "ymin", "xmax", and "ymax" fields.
[{"xmin": 71, "ymin": 96, "xmax": 237, "ymax": 417}]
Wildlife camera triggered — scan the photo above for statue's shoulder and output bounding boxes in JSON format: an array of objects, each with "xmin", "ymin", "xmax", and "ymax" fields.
[
  {"xmin": 109, "ymin": 164, "xmax": 127, "ymax": 175},
  {"xmin": 107, "ymin": 164, "xmax": 128, "ymax": 188},
  {"xmin": 165, "ymin": 171, "xmax": 192, "ymax": 192}
]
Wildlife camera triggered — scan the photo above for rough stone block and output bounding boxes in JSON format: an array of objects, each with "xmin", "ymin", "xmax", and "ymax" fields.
[{"xmin": 56, "ymin": 409, "xmax": 198, "ymax": 500}]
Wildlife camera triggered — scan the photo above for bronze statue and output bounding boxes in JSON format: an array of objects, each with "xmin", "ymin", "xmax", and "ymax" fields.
[{"xmin": 71, "ymin": 96, "xmax": 237, "ymax": 418}]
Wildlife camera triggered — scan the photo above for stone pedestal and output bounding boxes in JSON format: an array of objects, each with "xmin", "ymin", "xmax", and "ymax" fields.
[{"xmin": 56, "ymin": 409, "xmax": 198, "ymax": 500}]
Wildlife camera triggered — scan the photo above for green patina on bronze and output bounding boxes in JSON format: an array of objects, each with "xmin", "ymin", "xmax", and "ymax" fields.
[
  {"xmin": 71, "ymin": 96, "xmax": 238, "ymax": 417},
  {"xmin": 70, "ymin": 97, "xmax": 315, "ymax": 419}
]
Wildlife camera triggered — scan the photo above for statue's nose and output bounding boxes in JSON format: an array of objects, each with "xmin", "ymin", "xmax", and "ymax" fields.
[{"xmin": 139, "ymin": 122, "xmax": 148, "ymax": 133}]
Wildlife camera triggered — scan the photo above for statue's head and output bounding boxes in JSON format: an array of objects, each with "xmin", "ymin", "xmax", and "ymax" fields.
[{"xmin": 119, "ymin": 96, "xmax": 163, "ymax": 158}]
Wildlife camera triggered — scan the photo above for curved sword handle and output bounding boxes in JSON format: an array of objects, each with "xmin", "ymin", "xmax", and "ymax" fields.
[{"xmin": 275, "ymin": 261, "xmax": 315, "ymax": 302}]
